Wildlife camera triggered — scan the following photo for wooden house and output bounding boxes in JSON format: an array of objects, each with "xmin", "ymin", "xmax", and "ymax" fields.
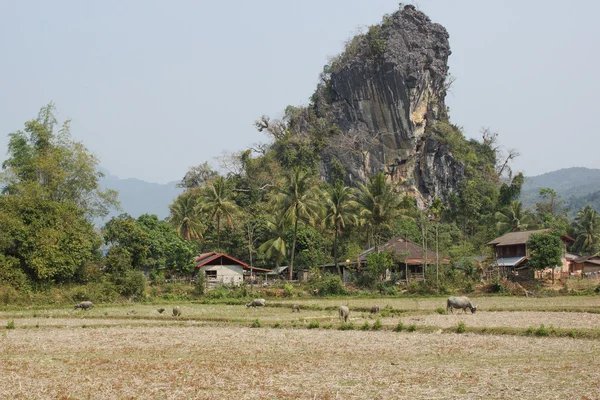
[
  {"xmin": 312, "ymin": 237, "xmax": 447, "ymax": 283},
  {"xmin": 195, "ymin": 252, "xmax": 270, "ymax": 286},
  {"xmin": 487, "ymin": 229, "xmax": 575, "ymax": 277},
  {"xmin": 570, "ymin": 255, "xmax": 600, "ymax": 276}
]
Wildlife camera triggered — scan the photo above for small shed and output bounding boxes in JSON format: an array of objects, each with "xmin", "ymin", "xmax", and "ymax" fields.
[{"xmin": 195, "ymin": 252, "xmax": 270, "ymax": 286}]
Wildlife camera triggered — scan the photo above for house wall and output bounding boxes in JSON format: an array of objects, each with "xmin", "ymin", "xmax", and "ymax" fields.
[
  {"xmin": 200, "ymin": 264, "xmax": 243, "ymax": 286},
  {"xmin": 497, "ymin": 244, "xmax": 526, "ymax": 258}
]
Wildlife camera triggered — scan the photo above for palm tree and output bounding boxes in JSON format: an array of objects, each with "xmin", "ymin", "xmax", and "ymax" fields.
[
  {"xmin": 357, "ymin": 172, "xmax": 401, "ymax": 248},
  {"xmin": 200, "ymin": 176, "xmax": 238, "ymax": 251},
  {"xmin": 258, "ymin": 213, "xmax": 288, "ymax": 267},
  {"xmin": 495, "ymin": 201, "xmax": 535, "ymax": 234},
  {"xmin": 169, "ymin": 191, "xmax": 204, "ymax": 241},
  {"xmin": 323, "ymin": 183, "xmax": 358, "ymax": 277},
  {"xmin": 572, "ymin": 205, "xmax": 600, "ymax": 254},
  {"xmin": 274, "ymin": 168, "xmax": 322, "ymax": 280}
]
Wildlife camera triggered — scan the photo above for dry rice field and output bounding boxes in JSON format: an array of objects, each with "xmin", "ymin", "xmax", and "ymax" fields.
[{"xmin": 2, "ymin": 296, "xmax": 600, "ymax": 399}]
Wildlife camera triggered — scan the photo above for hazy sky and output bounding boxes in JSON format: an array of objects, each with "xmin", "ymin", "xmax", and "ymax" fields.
[{"xmin": 1, "ymin": 1, "xmax": 598, "ymax": 184}]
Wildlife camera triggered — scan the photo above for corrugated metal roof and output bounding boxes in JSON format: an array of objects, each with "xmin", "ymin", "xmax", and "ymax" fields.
[
  {"xmin": 496, "ymin": 256, "xmax": 527, "ymax": 267},
  {"xmin": 358, "ymin": 237, "xmax": 443, "ymax": 262},
  {"xmin": 195, "ymin": 252, "xmax": 270, "ymax": 272},
  {"xmin": 488, "ymin": 230, "xmax": 575, "ymax": 246}
]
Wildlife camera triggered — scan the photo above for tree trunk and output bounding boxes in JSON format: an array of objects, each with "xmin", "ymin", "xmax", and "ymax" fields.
[
  {"xmin": 216, "ymin": 214, "xmax": 221, "ymax": 252},
  {"xmin": 289, "ymin": 215, "xmax": 298, "ymax": 280},
  {"xmin": 436, "ymin": 223, "xmax": 439, "ymax": 283},
  {"xmin": 334, "ymin": 225, "xmax": 342, "ymax": 278}
]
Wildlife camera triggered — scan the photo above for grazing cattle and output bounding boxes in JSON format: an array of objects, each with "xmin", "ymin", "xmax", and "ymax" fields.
[
  {"xmin": 446, "ymin": 296, "xmax": 477, "ymax": 314},
  {"xmin": 339, "ymin": 305, "xmax": 350, "ymax": 323},
  {"xmin": 157, "ymin": 308, "xmax": 165, "ymax": 314},
  {"xmin": 172, "ymin": 306, "xmax": 181, "ymax": 316},
  {"xmin": 246, "ymin": 299, "xmax": 266, "ymax": 308},
  {"xmin": 370, "ymin": 305, "xmax": 380, "ymax": 314},
  {"xmin": 312, "ymin": 288, "xmax": 319, "ymax": 296},
  {"xmin": 74, "ymin": 301, "xmax": 93, "ymax": 310},
  {"xmin": 292, "ymin": 304, "xmax": 300, "ymax": 313}
]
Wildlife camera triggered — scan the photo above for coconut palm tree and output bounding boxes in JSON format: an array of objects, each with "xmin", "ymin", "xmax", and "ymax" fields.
[
  {"xmin": 323, "ymin": 183, "xmax": 358, "ymax": 277},
  {"xmin": 258, "ymin": 213, "xmax": 288, "ymax": 267},
  {"xmin": 495, "ymin": 201, "xmax": 535, "ymax": 234},
  {"xmin": 572, "ymin": 205, "xmax": 600, "ymax": 254},
  {"xmin": 200, "ymin": 176, "xmax": 238, "ymax": 251},
  {"xmin": 357, "ymin": 172, "xmax": 401, "ymax": 248},
  {"xmin": 274, "ymin": 167, "xmax": 322, "ymax": 280},
  {"xmin": 169, "ymin": 191, "xmax": 204, "ymax": 241}
]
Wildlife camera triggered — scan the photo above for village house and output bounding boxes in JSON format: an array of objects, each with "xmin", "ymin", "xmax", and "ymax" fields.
[
  {"xmin": 313, "ymin": 237, "xmax": 447, "ymax": 283},
  {"xmin": 195, "ymin": 252, "xmax": 270, "ymax": 286},
  {"xmin": 487, "ymin": 229, "xmax": 575, "ymax": 278},
  {"xmin": 570, "ymin": 255, "xmax": 600, "ymax": 276}
]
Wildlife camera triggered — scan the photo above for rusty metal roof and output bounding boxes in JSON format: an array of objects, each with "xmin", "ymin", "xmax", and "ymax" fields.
[
  {"xmin": 358, "ymin": 237, "xmax": 444, "ymax": 264},
  {"xmin": 195, "ymin": 252, "xmax": 271, "ymax": 272}
]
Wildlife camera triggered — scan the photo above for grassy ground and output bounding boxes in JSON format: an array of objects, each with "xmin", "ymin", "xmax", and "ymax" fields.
[{"xmin": 2, "ymin": 296, "xmax": 600, "ymax": 399}]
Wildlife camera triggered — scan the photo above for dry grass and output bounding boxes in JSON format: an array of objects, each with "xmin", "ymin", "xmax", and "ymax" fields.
[
  {"xmin": 2, "ymin": 296, "xmax": 600, "ymax": 398},
  {"xmin": 2, "ymin": 325, "xmax": 600, "ymax": 399}
]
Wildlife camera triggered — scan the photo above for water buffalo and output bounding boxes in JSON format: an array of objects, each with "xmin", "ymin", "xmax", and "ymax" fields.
[
  {"xmin": 172, "ymin": 306, "xmax": 181, "ymax": 316},
  {"xmin": 339, "ymin": 305, "xmax": 350, "ymax": 323},
  {"xmin": 292, "ymin": 304, "xmax": 300, "ymax": 312},
  {"xmin": 246, "ymin": 299, "xmax": 266, "ymax": 308},
  {"xmin": 74, "ymin": 301, "xmax": 93, "ymax": 310},
  {"xmin": 157, "ymin": 308, "xmax": 166, "ymax": 314},
  {"xmin": 446, "ymin": 296, "xmax": 477, "ymax": 314},
  {"xmin": 370, "ymin": 305, "xmax": 380, "ymax": 314}
]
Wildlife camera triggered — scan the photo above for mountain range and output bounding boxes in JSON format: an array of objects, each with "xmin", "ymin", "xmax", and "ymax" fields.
[
  {"xmin": 97, "ymin": 169, "xmax": 182, "ymax": 225},
  {"xmin": 520, "ymin": 167, "xmax": 600, "ymax": 215}
]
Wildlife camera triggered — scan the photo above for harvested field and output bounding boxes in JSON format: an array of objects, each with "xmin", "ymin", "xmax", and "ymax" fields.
[
  {"xmin": 2, "ymin": 325, "xmax": 600, "ymax": 399},
  {"xmin": 2, "ymin": 296, "xmax": 600, "ymax": 398}
]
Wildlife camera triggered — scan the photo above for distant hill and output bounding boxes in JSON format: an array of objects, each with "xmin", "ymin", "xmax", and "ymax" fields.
[
  {"xmin": 521, "ymin": 167, "xmax": 600, "ymax": 214},
  {"xmin": 97, "ymin": 169, "xmax": 183, "ymax": 225}
]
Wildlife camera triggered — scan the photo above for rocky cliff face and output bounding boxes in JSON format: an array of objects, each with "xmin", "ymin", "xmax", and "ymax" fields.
[{"xmin": 317, "ymin": 5, "xmax": 463, "ymax": 206}]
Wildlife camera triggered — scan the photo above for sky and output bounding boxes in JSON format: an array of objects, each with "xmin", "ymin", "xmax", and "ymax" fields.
[{"xmin": 1, "ymin": 0, "xmax": 599, "ymax": 184}]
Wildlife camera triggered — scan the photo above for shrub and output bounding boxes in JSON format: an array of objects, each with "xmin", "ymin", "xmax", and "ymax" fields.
[
  {"xmin": 324, "ymin": 322, "xmax": 333, "ymax": 330},
  {"xmin": 456, "ymin": 321, "xmax": 466, "ymax": 334},
  {"xmin": 435, "ymin": 307, "xmax": 446, "ymax": 315},
  {"xmin": 394, "ymin": 321, "xmax": 405, "ymax": 332},
  {"xmin": 568, "ymin": 329, "xmax": 576, "ymax": 338},
  {"xmin": 194, "ymin": 273, "xmax": 206, "ymax": 296},
  {"xmin": 338, "ymin": 322, "xmax": 355, "ymax": 330},
  {"xmin": 283, "ymin": 284, "xmax": 295, "ymax": 297},
  {"xmin": 312, "ymin": 273, "xmax": 346, "ymax": 296},
  {"xmin": 149, "ymin": 269, "xmax": 166, "ymax": 285},
  {"xmin": 526, "ymin": 326, "xmax": 535, "ymax": 336},
  {"xmin": 273, "ymin": 322, "xmax": 281, "ymax": 328},
  {"xmin": 372, "ymin": 318, "xmax": 382, "ymax": 331},
  {"xmin": 535, "ymin": 324, "xmax": 549, "ymax": 337},
  {"xmin": 360, "ymin": 321, "xmax": 370, "ymax": 331},
  {"xmin": 251, "ymin": 319, "xmax": 261, "ymax": 328},
  {"xmin": 6, "ymin": 320, "xmax": 15, "ymax": 329},
  {"xmin": 308, "ymin": 321, "xmax": 320, "ymax": 329},
  {"xmin": 407, "ymin": 324, "xmax": 416, "ymax": 332}
]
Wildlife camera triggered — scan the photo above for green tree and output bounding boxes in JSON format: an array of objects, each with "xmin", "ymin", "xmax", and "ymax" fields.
[
  {"xmin": 571, "ymin": 205, "xmax": 600, "ymax": 254},
  {"xmin": 0, "ymin": 104, "xmax": 116, "ymax": 285},
  {"xmin": 495, "ymin": 201, "xmax": 535, "ymax": 234},
  {"xmin": 357, "ymin": 172, "xmax": 401, "ymax": 248},
  {"xmin": 178, "ymin": 162, "xmax": 218, "ymax": 189},
  {"xmin": 527, "ymin": 231, "xmax": 563, "ymax": 284},
  {"xmin": 274, "ymin": 167, "xmax": 322, "ymax": 280},
  {"xmin": 169, "ymin": 191, "xmax": 205, "ymax": 241},
  {"xmin": 323, "ymin": 183, "xmax": 358, "ymax": 276},
  {"xmin": 200, "ymin": 176, "xmax": 238, "ymax": 251},
  {"xmin": 1, "ymin": 103, "xmax": 118, "ymax": 219},
  {"xmin": 102, "ymin": 214, "xmax": 149, "ymax": 269}
]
